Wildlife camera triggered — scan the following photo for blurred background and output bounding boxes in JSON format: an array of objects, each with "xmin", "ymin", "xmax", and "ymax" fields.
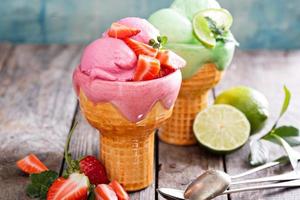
[{"xmin": 0, "ymin": 0, "xmax": 299, "ymax": 49}]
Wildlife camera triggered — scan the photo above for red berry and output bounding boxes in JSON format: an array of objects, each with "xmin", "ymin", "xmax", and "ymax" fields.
[
  {"xmin": 109, "ymin": 180, "xmax": 130, "ymax": 200},
  {"xmin": 79, "ymin": 156, "xmax": 109, "ymax": 185},
  {"xmin": 108, "ymin": 23, "xmax": 141, "ymax": 39},
  {"xmin": 16, "ymin": 154, "xmax": 48, "ymax": 174},
  {"xmin": 95, "ymin": 184, "xmax": 118, "ymax": 200},
  {"xmin": 124, "ymin": 38, "xmax": 158, "ymax": 57},
  {"xmin": 156, "ymin": 50, "xmax": 186, "ymax": 69},
  {"xmin": 133, "ymin": 55, "xmax": 161, "ymax": 81},
  {"xmin": 47, "ymin": 173, "xmax": 89, "ymax": 200}
]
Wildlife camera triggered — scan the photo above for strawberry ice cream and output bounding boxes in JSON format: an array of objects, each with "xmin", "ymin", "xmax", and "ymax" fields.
[{"xmin": 73, "ymin": 17, "xmax": 186, "ymax": 191}]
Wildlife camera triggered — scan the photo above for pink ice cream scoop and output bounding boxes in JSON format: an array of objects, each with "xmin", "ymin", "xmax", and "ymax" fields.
[
  {"xmin": 73, "ymin": 17, "xmax": 185, "ymax": 122},
  {"xmin": 80, "ymin": 38, "xmax": 137, "ymax": 81},
  {"xmin": 80, "ymin": 17, "xmax": 160, "ymax": 82}
]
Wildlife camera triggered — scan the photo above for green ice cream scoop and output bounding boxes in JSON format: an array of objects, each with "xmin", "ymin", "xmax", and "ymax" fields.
[{"xmin": 148, "ymin": 0, "xmax": 236, "ymax": 80}]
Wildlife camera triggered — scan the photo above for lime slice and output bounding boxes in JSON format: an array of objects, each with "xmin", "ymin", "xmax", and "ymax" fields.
[
  {"xmin": 200, "ymin": 8, "xmax": 233, "ymax": 31},
  {"xmin": 192, "ymin": 8, "xmax": 233, "ymax": 48},
  {"xmin": 193, "ymin": 105, "xmax": 250, "ymax": 153},
  {"xmin": 192, "ymin": 14, "xmax": 216, "ymax": 48}
]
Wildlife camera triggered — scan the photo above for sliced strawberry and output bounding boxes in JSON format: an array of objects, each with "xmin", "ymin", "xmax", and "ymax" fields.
[
  {"xmin": 133, "ymin": 55, "xmax": 160, "ymax": 81},
  {"xmin": 47, "ymin": 173, "xmax": 89, "ymax": 200},
  {"xmin": 16, "ymin": 154, "xmax": 48, "ymax": 174},
  {"xmin": 108, "ymin": 23, "xmax": 141, "ymax": 39},
  {"xmin": 95, "ymin": 184, "xmax": 118, "ymax": 200},
  {"xmin": 156, "ymin": 50, "xmax": 186, "ymax": 69},
  {"xmin": 109, "ymin": 180, "xmax": 129, "ymax": 200},
  {"xmin": 79, "ymin": 155, "xmax": 109, "ymax": 185},
  {"xmin": 124, "ymin": 38, "xmax": 158, "ymax": 57},
  {"xmin": 159, "ymin": 67, "xmax": 176, "ymax": 77}
]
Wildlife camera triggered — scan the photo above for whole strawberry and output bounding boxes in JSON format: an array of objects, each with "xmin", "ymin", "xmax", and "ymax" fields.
[{"xmin": 80, "ymin": 156, "xmax": 109, "ymax": 185}]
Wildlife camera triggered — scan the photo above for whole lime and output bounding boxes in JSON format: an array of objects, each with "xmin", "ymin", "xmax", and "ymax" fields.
[{"xmin": 214, "ymin": 86, "xmax": 269, "ymax": 133}]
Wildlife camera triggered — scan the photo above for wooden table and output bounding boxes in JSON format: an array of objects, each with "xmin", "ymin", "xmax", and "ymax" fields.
[{"xmin": 0, "ymin": 44, "xmax": 299, "ymax": 200}]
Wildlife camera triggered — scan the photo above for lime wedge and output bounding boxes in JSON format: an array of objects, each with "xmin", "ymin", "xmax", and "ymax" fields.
[
  {"xmin": 193, "ymin": 105, "xmax": 250, "ymax": 153},
  {"xmin": 192, "ymin": 14, "xmax": 216, "ymax": 48},
  {"xmin": 192, "ymin": 8, "xmax": 233, "ymax": 48}
]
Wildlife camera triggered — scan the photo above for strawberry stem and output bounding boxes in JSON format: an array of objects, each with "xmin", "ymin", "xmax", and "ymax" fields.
[{"xmin": 64, "ymin": 121, "xmax": 78, "ymax": 170}]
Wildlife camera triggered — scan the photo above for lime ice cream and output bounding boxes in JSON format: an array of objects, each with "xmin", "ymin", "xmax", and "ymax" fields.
[{"xmin": 149, "ymin": 0, "xmax": 236, "ymax": 79}]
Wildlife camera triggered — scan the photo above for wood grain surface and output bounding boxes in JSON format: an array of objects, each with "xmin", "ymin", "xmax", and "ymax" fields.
[
  {"xmin": 1, "ymin": 44, "xmax": 300, "ymax": 200},
  {"xmin": 0, "ymin": 44, "xmax": 81, "ymax": 199}
]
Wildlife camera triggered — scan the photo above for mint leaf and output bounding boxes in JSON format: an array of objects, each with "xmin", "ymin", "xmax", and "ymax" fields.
[
  {"xmin": 205, "ymin": 17, "xmax": 225, "ymax": 36},
  {"xmin": 263, "ymin": 126, "xmax": 300, "ymax": 146},
  {"xmin": 149, "ymin": 39, "xmax": 156, "ymax": 46},
  {"xmin": 149, "ymin": 36, "xmax": 168, "ymax": 49},
  {"xmin": 272, "ymin": 134, "xmax": 300, "ymax": 170},
  {"xmin": 26, "ymin": 170, "xmax": 58, "ymax": 199},
  {"xmin": 160, "ymin": 36, "xmax": 168, "ymax": 46},
  {"xmin": 249, "ymin": 140, "xmax": 270, "ymax": 166}
]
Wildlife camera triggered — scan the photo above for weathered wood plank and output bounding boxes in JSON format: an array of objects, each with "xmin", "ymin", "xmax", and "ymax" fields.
[
  {"xmin": 216, "ymin": 50, "xmax": 300, "ymax": 200},
  {"xmin": 0, "ymin": 44, "xmax": 82, "ymax": 199},
  {"xmin": 68, "ymin": 108, "xmax": 156, "ymax": 200},
  {"xmin": 0, "ymin": 43, "xmax": 13, "ymax": 71},
  {"xmin": 157, "ymin": 92, "xmax": 227, "ymax": 200}
]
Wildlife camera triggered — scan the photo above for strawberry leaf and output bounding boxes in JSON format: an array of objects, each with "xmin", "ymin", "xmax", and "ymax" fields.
[{"xmin": 26, "ymin": 170, "xmax": 58, "ymax": 199}]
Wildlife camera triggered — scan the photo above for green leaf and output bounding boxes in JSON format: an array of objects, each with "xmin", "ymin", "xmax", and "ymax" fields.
[
  {"xmin": 160, "ymin": 36, "xmax": 168, "ymax": 45},
  {"xmin": 248, "ymin": 140, "xmax": 270, "ymax": 166},
  {"xmin": 153, "ymin": 43, "xmax": 160, "ymax": 49},
  {"xmin": 272, "ymin": 86, "xmax": 291, "ymax": 129},
  {"xmin": 148, "ymin": 39, "xmax": 156, "ymax": 46},
  {"xmin": 205, "ymin": 17, "xmax": 225, "ymax": 36},
  {"xmin": 263, "ymin": 126, "xmax": 300, "ymax": 146},
  {"xmin": 26, "ymin": 170, "xmax": 59, "ymax": 199},
  {"xmin": 272, "ymin": 134, "xmax": 300, "ymax": 170},
  {"xmin": 280, "ymin": 86, "xmax": 291, "ymax": 118}
]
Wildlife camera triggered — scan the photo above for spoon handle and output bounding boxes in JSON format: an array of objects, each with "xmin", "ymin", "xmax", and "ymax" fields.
[
  {"xmin": 223, "ymin": 180, "xmax": 300, "ymax": 195},
  {"xmin": 231, "ymin": 161, "xmax": 280, "ymax": 179},
  {"xmin": 231, "ymin": 171, "xmax": 300, "ymax": 185}
]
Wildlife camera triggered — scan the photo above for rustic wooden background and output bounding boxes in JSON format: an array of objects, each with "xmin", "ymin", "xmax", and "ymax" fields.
[{"xmin": 0, "ymin": 43, "xmax": 300, "ymax": 199}]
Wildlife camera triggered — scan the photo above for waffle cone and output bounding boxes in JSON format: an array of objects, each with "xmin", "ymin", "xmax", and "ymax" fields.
[
  {"xmin": 159, "ymin": 63, "xmax": 224, "ymax": 145},
  {"xmin": 78, "ymin": 91, "xmax": 172, "ymax": 191}
]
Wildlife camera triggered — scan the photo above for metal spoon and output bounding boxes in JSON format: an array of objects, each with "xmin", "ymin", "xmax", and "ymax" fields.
[
  {"xmin": 158, "ymin": 179, "xmax": 300, "ymax": 200},
  {"xmin": 184, "ymin": 161, "xmax": 280, "ymax": 199}
]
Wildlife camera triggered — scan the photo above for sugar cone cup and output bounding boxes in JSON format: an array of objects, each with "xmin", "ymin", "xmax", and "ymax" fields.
[
  {"xmin": 159, "ymin": 63, "xmax": 224, "ymax": 145},
  {"xmin": 78, "ymin": 91, "xmax": 173, "ymax": 191}
]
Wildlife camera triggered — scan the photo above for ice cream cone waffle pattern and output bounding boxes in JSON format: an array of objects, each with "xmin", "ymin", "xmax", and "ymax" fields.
[
  {"xmin": 159, "ymin": 63, "xmax": 224, "ymax": 145},
  {"xmin": 79, "ymin": 91, "xmax": 173, "ymax": 191}
]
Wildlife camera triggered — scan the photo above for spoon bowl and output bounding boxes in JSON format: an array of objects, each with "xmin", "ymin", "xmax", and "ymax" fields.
[{"xmin": 184, "ymin": 169, "xmax": 231, "ymax": 200}]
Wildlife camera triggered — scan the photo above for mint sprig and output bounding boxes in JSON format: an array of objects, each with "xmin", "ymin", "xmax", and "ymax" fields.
[
  {"xmin": 149, "ymin": 36, "xmax": 168, "ymax": 49},
  {"xmin": 26, "ymin": 170, "xmax": 59, "ymax": 199},
  {"xmin": 249, "ymin": 86, "xmax": 300, "ymax": 168}
]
